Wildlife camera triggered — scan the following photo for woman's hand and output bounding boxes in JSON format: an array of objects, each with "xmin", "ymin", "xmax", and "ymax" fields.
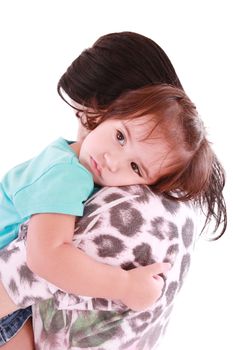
[{"xmin": 121, "ymin": 262, "xmax": 171, "ymax": 311}]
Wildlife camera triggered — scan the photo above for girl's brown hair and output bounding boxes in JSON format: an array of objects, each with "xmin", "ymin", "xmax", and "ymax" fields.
[{"xmin": 78, "ymin": 84, "xmax": 226, "ymax": 240}]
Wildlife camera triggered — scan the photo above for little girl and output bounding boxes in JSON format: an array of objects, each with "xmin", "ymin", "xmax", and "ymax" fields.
[{"xmin": 0, "ymin": 83, "xmax": 226, "ymax": 346}]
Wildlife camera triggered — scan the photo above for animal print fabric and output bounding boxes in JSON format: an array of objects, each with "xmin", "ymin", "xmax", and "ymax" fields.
[{"xmin": 0, "ymin": 185, "xmax": 198, "ymax": 349}]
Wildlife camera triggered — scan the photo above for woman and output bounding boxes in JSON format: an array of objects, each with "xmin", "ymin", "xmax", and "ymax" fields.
[{"xmin": 0, "ymin": 32, "xmax": 226, "ymax": 349}]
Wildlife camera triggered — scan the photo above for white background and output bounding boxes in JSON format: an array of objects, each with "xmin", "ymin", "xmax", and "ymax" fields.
[{"xmin": 0, "ymin": 1, "xmax": 232, "ymax": 349}]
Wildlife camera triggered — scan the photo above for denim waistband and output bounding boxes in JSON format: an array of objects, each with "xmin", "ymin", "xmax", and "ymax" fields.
[{"xmin": 0, "ymin": 307, "xmax": 32, "ymax": 345}]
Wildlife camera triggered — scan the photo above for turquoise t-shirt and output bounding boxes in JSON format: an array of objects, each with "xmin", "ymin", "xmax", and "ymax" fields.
[{"xmin": 0, "ymin": 137, "xmax": 94, "ymax": 249}]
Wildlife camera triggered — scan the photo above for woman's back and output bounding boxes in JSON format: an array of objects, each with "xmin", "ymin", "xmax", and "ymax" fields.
[{"xmin": 9, "ymin": 185, "xmax": 198, "ymax": 349}]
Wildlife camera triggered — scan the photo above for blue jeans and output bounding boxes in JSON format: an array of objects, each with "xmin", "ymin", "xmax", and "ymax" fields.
[{"xmin": 0, "ymin": 307, "xmax": 32, "ymax": 346}]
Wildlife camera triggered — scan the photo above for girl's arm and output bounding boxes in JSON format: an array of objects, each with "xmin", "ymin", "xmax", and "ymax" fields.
[{"xmin": 26, "ymin": 213, "xmax": 169, "ymax": 311}]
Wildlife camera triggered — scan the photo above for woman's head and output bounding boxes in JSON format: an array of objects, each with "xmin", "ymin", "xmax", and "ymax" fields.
[{"xmin": 57, "ymin": 31, "xmax": 183, "ymax": 110}]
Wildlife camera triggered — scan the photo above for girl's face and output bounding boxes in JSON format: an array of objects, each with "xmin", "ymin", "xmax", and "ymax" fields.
[{"xmin": 79, "ymin": 116, "xmax": 179, "ymax": 187}]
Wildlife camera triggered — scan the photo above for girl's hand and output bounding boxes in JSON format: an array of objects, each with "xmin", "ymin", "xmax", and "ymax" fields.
[{"xmin": 121, "ymin": 262, "xmax": 171, "ymax": 311}]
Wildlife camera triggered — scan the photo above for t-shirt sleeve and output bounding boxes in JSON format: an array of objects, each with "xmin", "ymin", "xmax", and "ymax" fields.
[{"xmin": 13, "ymin": 163, "xmax": 93, "ymax": 218}]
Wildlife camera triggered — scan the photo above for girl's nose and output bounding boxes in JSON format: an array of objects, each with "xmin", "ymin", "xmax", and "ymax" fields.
[{"xmin": 103, "ymin": 152, "xmax": 118, "ymax": 172}]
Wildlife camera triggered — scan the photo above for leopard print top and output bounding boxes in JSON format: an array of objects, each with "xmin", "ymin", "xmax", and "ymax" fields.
[{"xmin": 0, "ymin": 185, "xmax": 198, "ymax": 349}]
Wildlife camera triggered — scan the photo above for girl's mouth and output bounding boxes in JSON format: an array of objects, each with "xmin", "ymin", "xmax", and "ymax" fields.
[{"xmin": 90, "ymin": 156, "xmax": 101, "ymax": 177}]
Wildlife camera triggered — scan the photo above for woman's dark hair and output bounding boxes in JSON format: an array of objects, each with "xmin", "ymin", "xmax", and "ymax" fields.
[
  {"xmin": 57, "ymin": 31, "xmax": 183, "ymax": 108},
  {"xmin": 57, "ymin": 31, "xmax": 226, "ymax": 239}
]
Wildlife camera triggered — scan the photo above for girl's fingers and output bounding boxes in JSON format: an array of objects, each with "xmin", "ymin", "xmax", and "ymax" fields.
[
  {"xmin": 144, "ymin": 262, "xmax": 171, "ymax": 275},
  {"xmin": 153, "ymin": 275, "xmax": 165, "ymax": 288}
]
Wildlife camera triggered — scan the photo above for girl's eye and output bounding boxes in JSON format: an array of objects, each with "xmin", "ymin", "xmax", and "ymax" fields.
[
  {"xmin": 131, "ymin": 162, "xmax": 142, "ymax": 177},
  {"xmin": 116, "ymin": 130, "xmax": 125, "ymax": 146}
]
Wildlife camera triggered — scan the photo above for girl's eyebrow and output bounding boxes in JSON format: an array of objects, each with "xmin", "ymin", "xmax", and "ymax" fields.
[{"xmin": 122, "ymin": 121, "xmax": 149, "ymax": 180}]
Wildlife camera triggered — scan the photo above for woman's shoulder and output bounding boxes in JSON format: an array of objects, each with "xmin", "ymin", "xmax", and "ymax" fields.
[{"xmin": 76, "ymin": 184, "xmax": 198, "ymax": 277}]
